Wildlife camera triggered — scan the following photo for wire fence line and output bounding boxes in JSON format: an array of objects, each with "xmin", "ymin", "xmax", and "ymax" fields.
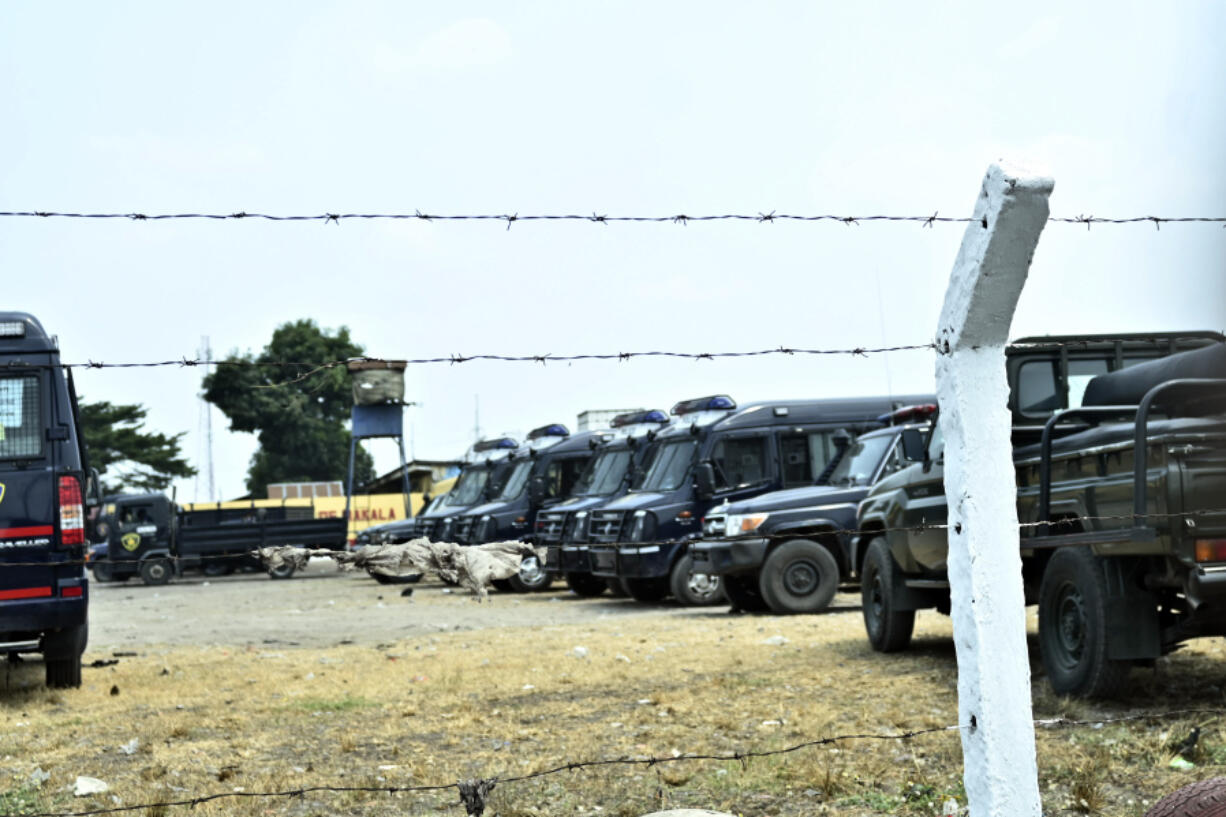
[
  {"xmin": 2, "ymin": 334, "xmax": 1220, "ymax": 376},
  {"xmin": 12, "ymin": 707, "xmax": 1223, "ymax": 817},
  {"xmin": 2, "ymin": 210, "xmax": 1225, "ymax": 229}
]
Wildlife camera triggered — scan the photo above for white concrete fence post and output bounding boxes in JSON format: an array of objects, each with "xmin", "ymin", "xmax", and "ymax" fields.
[{"xmin": 936, "ymin": 162, "xmax": 1053, "ymax": 817}]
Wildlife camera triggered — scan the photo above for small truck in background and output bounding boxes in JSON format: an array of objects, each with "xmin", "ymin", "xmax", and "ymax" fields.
[
  {"xmin": 856, "ymin": 332, "xmax": 1225, "ymax": 697},
  {"xmin": 90, "ymin": 493, "xmax": 348, "ymax": 585}
]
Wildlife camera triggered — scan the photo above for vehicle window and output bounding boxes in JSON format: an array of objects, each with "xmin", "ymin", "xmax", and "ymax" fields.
[
  {"xmin": 634, "ymin": 439, "xmax": 697, "ymax": 492},
  {"xmin": 780, "ymin": 431, "xmax": 836, "ymax": 486},
  {"xmin": 1017, "ymin": 357, "xmax": 1114, "ymax": 416},
  {"xmin": 495, "ymin": 461, "xmax": 533, "ymax": 501},
  {"xmin": 826, "ymin": 435, "xmax": 895, "ymax": 487},
  {"xmin": 448, "ymin": 468, "xmax": 489, "ymax": 505},
  {"xmin": 544, "ymin": 456, "xmax": 589, "ymax": 499},
  {"xmin": 0, "ymin": 374, "xmax": 42, "ymax": 459},
  {"xmin": 118, "ymin": 504, "xmax": 155, "ymax": 527},
  {"xmin": 575, "ymin": 449, "xmax": 633, "ymax": 496},
  {"xmin": 711, "ymin": 436, "xmax": 769, "ymax": 490}
]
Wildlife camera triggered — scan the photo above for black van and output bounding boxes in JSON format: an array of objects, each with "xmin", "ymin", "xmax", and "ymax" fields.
[{"xmin": 0, "ymin": 313, "xmax": 93, "ymax": 687}]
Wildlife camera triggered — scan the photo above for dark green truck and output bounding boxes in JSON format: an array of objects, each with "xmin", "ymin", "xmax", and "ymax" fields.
[{"xmin": 855, "ymin": 332, "xmax": 1226, "ymax": 697}]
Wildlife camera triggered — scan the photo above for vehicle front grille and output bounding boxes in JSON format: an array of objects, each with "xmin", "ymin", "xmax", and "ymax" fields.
[
  {"xmin": 454, "ymin": 516, "xmax": 476, "ymax": 544},
  {"xmin": 589, "ymin": 511, "xmax": 625, "ymax": 544},
  {"xmin": 536, "ymin": 512, "xmax": 565, "ymax": 544},
  {"xmin": 419, "ymin": 519, "xmax": 437, "ymax": 540}
]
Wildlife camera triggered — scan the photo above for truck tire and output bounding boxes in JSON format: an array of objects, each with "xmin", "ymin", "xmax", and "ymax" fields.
[
  {"xmin": 1038, "ymin": 548, "xmax": 1131, "ymax": 698},
  {"xmin": 507, "ymin": 554, "xmax": 552, "ymax": 592},
  {"xmin": 1144, "ymin": 778, "xmax": 1226, "ymax": 817},
  {"xmin": 268, "ymin": 563, "xmax": 296, "ymax": 580},
  {"xmin": 724, "ymin": 575, "xmax": 770, "ymax": 612},
  {"xmin": 669, "ymin": 554, "xmax": 725, "ymax": 606},
  {"xmin": 43, "ymin": 623, "xmax": 86, "ymax": 689},
  {"xmin": 203, "ymin": 561, "xmax": 232, "ymax": 577},
  {"xmin": 624, "ymin": 577, "xmax": 669, "ymax": 603},
  {"xmin": 861, "ymin": 538, "xmax": 915, "ymax": 652},
  {"xmin": 492, "ymin": 579, "xmax": 514, "ymax": 592},
  {"xmin": 565, "ymin": 572, "xmax": 607, "ymax": 597},
  {"xmin": 91, "ymin": 561, "xmax": 115, "ymax": 583},
  {"xmin": 140, "ymin": 558, "xmax": 173, "ymax": 586},
  {"xmin": 759, "ymin": 539, "xmax": 839, "ymax": 614}
]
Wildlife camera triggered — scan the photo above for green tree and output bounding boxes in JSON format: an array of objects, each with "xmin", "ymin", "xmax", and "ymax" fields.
[
  {"xmin": 203, "ymin": 319, "xmax": 374, "ymax": 496},
  {"xmin": 80, "ymin": 400, "xmax": 196, "ymax": 493}
]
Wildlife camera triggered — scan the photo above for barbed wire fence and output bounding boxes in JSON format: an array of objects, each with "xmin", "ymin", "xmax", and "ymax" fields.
[
  {"xmin": 13, "ymin": 707, "xmax": 1226, "ymax": 817},
  {"xmin": 1, "ymin": 210, "xmax": 1225, "ymax": 229}
]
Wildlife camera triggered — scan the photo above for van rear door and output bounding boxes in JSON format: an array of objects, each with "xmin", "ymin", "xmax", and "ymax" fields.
[{"xmin": 0, "ymin": 370, "xmax": 60, "ymax": 598}]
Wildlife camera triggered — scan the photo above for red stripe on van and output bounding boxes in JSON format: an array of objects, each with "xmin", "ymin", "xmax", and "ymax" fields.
[
  {"xmin": 0, "ymin": 587, "xmax": 53, "ymax": 600},
  {"xmin": 0, "ymin": 526, "xmax": 54, "ymax": 539}
]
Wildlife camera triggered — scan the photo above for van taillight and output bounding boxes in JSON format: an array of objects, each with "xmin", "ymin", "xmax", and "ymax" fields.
[{"xmin": 58, "ymin": 476, "xmax": 85, "ymax": 546}]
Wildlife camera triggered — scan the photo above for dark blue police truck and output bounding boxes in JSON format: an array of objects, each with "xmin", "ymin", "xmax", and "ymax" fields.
[
  {"xmin": 587, "ymin": 394, "xmax": 931, "ymax": 604},
  {"xmin": 410, "ymin": 436, "xmax": 517, "ymax": 544},
  {"xmin": 692, "ymin": 404, "xmax": 935, "ymax": 613},
  {"xmin": 0, "ymin": 313, "xmax": 93, "ymax": 688},
  {"xmin": 538, "ymin": 409, "xmax": 671, "ymax": 596},
  {"xmin": 453, "ymin": 423, "xmax": 606, "ymax": 592}
]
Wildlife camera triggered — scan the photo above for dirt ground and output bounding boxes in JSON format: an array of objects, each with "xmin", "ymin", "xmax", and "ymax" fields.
[{"xmin": 4, "ymin": 564, "xmax": 1226, "ymax": 817}]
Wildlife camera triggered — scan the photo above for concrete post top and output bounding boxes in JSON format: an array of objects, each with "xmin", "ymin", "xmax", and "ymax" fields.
[{"xmin": 984, "ymin": 160, "xmax": 1055, "ymax": 196}]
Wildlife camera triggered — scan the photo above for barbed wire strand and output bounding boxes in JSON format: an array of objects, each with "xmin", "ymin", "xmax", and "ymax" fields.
[
  {"xmin": 14, "ymin": 707, "xmax": 1225, "ymax": 817},
  {"xmin": 1, "ymin": 210, "xmax": 1224, "ymax": 229},
  {"xmin": 1, "ymin": 334, "xmax": 1219, "ymax": 378},
  {"xmin": 5, "ymin": 506, "xmax": 1224, "ymax": 570}
]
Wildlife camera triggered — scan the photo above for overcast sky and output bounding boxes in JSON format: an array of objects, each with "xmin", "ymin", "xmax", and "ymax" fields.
[{"xmin": 2, "ymin": 1, "xmax": 1223, "ymax": 501}]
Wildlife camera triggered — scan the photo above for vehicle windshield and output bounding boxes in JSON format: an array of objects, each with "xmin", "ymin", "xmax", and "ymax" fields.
[
  {"xmin": 632, "ymin": 439, "xmax": 697, "ymax": 492},
  {"xmin": 494, "ymin": 460, "xmax": 533, "ymax": 501},
  {"xmin": 573, "ymin": 449, "xmax": 633, "ymax": 497},
  {"xmin": 827, "ymin": 434, "xmax": 895, "ymax": 487},
  {"xmin": 448, "ymin": 467, "xmax": 490, "ymax": 506}
]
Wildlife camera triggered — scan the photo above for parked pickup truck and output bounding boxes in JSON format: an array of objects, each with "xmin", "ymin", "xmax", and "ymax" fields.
[
  {"xmin": 691, "ymin": 405, "xmax": 934, "ymax": 613},
  {"xmin": 539, "ymin": 409, "xmax": 671, "ymax": 596},
  {"xmin": 89, "ymin": 493, "xmax": 347, "ymax": 585},
  {"xmin": 587, "ymin": 393, "xmax": 932, "ymax": 604},
  {"xmin": 856, "ymin": 332, "xmax": 1225, "ymax": 697},
  {"xmin": 0, "ymin": 312, "xmax": 97, "ymax": 687}
]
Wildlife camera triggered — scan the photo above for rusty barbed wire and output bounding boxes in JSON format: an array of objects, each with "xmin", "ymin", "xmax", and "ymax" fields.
[
  {"xmin": 1, "ymin": 210, "xmax": 1224, "ymax": 229},
  {"xmin": 4, "ymin": 506, "xmax": 1223, "ymax": 571},
  {"xmin": 13, "ymin": 707, "xmax": 1226, "ymax": 817}
]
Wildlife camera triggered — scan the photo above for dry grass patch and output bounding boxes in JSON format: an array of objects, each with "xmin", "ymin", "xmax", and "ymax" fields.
[{"xmin": 2, "ymin": 593, "xmax": 1226, "ymax": 815}]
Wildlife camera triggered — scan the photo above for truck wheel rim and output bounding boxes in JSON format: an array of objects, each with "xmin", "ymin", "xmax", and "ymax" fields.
[
  {"xmin": 1054, "ymin": 582, "xmax": 1086, "ymax": 668},
  {"xmin": 686, "ymin": 572, "xmax": 720, "ymax": 600},
  {"xmin": 520, "ymin": 556, "xmax": 544, "ymax": 584},
  {"xmin": 783, "ymin": 560, "xmax": 819, "ymax": 595},
  {"xmin": 869, "ymin": 573, "xmax": 886, "ymax": 625}
]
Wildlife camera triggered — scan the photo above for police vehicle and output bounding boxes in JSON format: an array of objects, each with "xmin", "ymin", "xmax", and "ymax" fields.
[
  {"xmin": 587, "ymin": 393, "xmax": 931, "ymax": 604},
  {"xmin": 0, "ymin": 313, "xmax": 95, "ymax": 687},
  {"xmin": 538, "ymin": 409, "xmax": 670, "ymax": 596}
]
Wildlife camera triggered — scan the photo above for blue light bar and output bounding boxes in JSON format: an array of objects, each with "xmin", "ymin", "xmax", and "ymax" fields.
[
  {"xmin": 610, "ymin": 409, "xmax": 669, "ymax": 428},
  {"xmin": 473, "ymin": 436, "xmax": 519, "ymax": 452},
  {"xmin": 527, "ymin": 423, "xmax": 570, "ymax": 441},
  {"xmin": 671, "ymin": 395, "xmax": 736, "ymax": 416}
]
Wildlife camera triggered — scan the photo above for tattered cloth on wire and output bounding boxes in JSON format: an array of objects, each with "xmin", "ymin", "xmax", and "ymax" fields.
[{"xmin": 255, "ymin": 539, "xmax": 536, "ymax": 599}]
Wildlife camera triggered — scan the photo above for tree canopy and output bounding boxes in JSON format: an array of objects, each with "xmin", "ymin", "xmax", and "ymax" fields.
[
  {"xmin": 80, "ymin": 400, "xmax": 196, "ymax": 493},
  {"xmin": 203, "ymin": 319, "xmax": 374, "ymax": 496}
]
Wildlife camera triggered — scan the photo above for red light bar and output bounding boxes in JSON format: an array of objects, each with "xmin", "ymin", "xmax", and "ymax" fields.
[
  {"xmin": 61, "ymin": 586, "xmax": 84, "ymax": 598},
  {"xmin": 0, "ymin": 586, "xmax": 53, "ymax": 601},
  {"xmin": 0, "ymin": 525, "xmax": 54, "ymax": 539}
]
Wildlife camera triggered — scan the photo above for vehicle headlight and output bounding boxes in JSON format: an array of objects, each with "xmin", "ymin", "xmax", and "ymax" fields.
[
  {"xmin": 629, "ymin": 510, "xmax": 657, "ymax": 543},
  {"xmin": 566, "ymin": 511, "xmax": 589, "ymax": 543},
  {"xmin": 725, "ymin": 513, "xmax": 769, "ymax": 535},
  {"xmin": 479, "ymin": 515, "xmax": 497, "ymax": 543}
]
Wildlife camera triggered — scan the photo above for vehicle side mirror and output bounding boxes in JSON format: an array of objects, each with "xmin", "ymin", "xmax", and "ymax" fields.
[
  {"xmin": 528, "ymin": 475, "xmax": 547, "ymax": 503},
  {"xmin": 900, "ymin": 428, "xmax": 927, "ymax": 463},
  {"xmin": 694, "ymin": 462, "xmax": 716, "ymax": 500}
]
